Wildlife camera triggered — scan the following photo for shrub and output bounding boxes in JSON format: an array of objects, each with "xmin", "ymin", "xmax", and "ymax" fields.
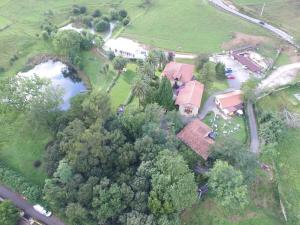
[
  {"xmin": 107, "ymin": 51, "xmax": 116, "ymax": 60},
  {"xmin": 110, "ymin": 9, "xmax": 119, "ymax": 20},
  {"xmin": 33, "ymin": 160, "xmax": 42, "ymax": 168},
  {"xmin": 79, "ymin": 6, "xmax": 87, "ymax": 14},
  {"xmin": 0, "ymin": 162, "xmax": 42, "ymax": 202},
  {"xmin": 95, "ymin": 20, "xmax": 110, "ymax": 32},
  {"xmin": 92, "ymin": 9, "xmax": 102, "ymax": 18},
  {"xmin": 0, "ymin": 67, "xmax": 5, "ymax": 73},
  {"xmin": 41, "ymin": 30, "xmax": 50, "ymax": 40},
  {"xmin": 119, "ymin": 9, "xmax": 128, "ymax": 18},
  {"xmin": 82, "ymin": 16, "xmax": 93, "ymax": 28},
  {"xmin": 122, "ymin": 17, "xmax": 130, "ymax": 26},
  {"xmin": 102, "ymin": 15, "xmax": 110, "ymax": 22}
]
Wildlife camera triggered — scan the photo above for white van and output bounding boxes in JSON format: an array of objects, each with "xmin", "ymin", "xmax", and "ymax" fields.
[{"xmin": 33, "ymin": 204, "xmax": 52, "ymax": 217}]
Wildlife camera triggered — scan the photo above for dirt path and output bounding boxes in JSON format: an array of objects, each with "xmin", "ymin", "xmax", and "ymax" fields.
[{"xmin": 258, "ymin": 63, "xmax": 300, "ymax": 91}]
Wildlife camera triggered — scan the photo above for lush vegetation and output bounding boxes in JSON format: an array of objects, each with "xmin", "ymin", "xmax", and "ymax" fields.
[{"xmin": 0, "ymin": 200, "xmax": 20, "ymax": 225}]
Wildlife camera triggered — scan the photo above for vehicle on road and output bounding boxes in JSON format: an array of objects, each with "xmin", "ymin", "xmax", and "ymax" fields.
[
  {"xmin": 259, "ymin": 21, "xmax": 265, "ymax": 25},
  {"xmin": 33, "ymin": 205, "xmax": 52, "ymax": 217},
  {"xmin": 225, "ymin": 68, "xmax": 233, "ymax": 73}
]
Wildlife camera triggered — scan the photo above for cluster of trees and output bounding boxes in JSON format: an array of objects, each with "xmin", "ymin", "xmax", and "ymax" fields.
[
  {"xmin": 0, "ymin": 200, "xmax": 20, "ymax": 225},
  {"xmin": 53, "ymin": 29, "xmax": 102, "ymax": 68},
  {"xmin": 208, "ymin": 139, "xmax": 258, "ymax": 210},
  {"xmin": 43, "ymin": 91, "xmax": 197, "ymax": 225},
  {"xmin": 195, "ymin": 55, "xmax": 226, "ymax": 89},
  {"xmin": 70, "ymin": 5, "xmax": 130, "ymax": 32},
  {"xmin": 132, "ymin": 50, "xmax": 173, "ymax": 109}
]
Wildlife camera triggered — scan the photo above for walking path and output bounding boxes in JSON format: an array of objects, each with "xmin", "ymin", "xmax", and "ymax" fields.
[
  {"xmin": 246, "ymin": 101, "xmax": 259, "ymax": 153},
  {"xmin": 0, "ymin": 185, "xmax": 66, "ymax": 225}
]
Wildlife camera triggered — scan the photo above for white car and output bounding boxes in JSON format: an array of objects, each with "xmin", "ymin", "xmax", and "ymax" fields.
[{"xmin": 33, "ymin": 204, "xmax": 52, "ymax": 217}]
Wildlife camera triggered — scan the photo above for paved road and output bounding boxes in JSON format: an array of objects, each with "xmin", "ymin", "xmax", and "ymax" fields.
[
  {"xmin": 209, "ymin": 0, "xmax": 299, "ymax": 48},
  {"xmin": 0, "ymin": 185, "xmax": 66, "ymax": 225},
  {"xmin": 246, "ymin": 102, "xmax": 259, "ymax": 153}
]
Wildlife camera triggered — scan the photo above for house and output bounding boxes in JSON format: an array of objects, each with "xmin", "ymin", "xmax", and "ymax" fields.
[
  {"xmin": 175, "ymin": 80, "xmax": 204, "ymax": 116},
  {"xmin": 232, "ymin": 51, "xmax": 263, "ymax": 74},
  {"xmin": 103, "ymin": 37, "xmax": 148, "ymax": 60},
  {"xmin": 215, "ymin": 90, "xmax": 243, "ymax": 115},
  {"xmin": 162, "ymin": 62, "xmax": 195, "ymax": 86},
  {"xmin": 177, "ymin": 119, "xmax": 215, "ymax": 160}
]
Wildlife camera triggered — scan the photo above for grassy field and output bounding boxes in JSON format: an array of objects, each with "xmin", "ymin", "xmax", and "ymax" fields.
[
  {"xmin": 0, "ymin": 113, "xmax": 49, "ymax": 186},
  {"xmin": 232, "ymin": 0, "xmax": 300, "ymax": 42},
  {"xmin": 257, "ymin": 86, "xmax": 300, "ymax": 223},
  {"xmin": 123, "ymin": 0, "xmax": 270, "ymax": 53},
  {"xmin": 110, "ymin": 64, "xmax": 137, "ymax": 109},
  {"xmin": 0, "ymin": 16, "xmax": 11, "ymax": 29}
]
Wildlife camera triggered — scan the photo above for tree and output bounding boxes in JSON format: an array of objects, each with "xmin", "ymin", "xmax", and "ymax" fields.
[
  {"xmin": 146, "ymin": 51, "xmax": 158, "ymax": 68},
  {"xmin": 148, "ymin": 150, "xmax": 197, "ymax": 215},
  {"xmin": 95, "ymin": 20, "xmax": 110, "ymax": 32},
  {"xmin": 197, "ymin": 62, "xmax": 215, "ymax": 88},
  {"xmin": 132, "ymin": 78, "xmax": 149, "ymax": 107},
  {"xmin": 119, "ymin": 9, "xmax": 128, "ymax": 18},
  {"xmin": 113, "ymin": 56, "xmax": 128, "ymax": 75},
  {"xmin": 210, "ymin": 138, "xmax": 258, "ymax": 183},
  {"xmin": 241, "ymin": 78, "xmax": 259, "ymax": 102},
  {"xmin": 102, "ymin": 63, "xmax": 110, "ymax": 75},
  {"xmin": 92, "ymin": 9, "xmax": 102, "ymax": 17},
  {"xmin": 53, "ymin": 30, "xmax": 82, "ymax": 60},
  {"xmin": 54, "ymin": 159, "xmax": 73, "ymax": 184},
  {"xmin": 66, "ymin": 203, "xmax": 88, "ymax": 225},
  {"xmin": 156, "ymin": 50, "xmax": 167, "ymax": 71},
  {"xmin": 0, "ymin": 200, "xmax": 20, "ymax": 225},
  {"xmin": 208, "ymin": 160, "xmax": 249, "ymax": 210},
  {"xmin": 195, "ymin": 54, "xmax": 209, "ymax": 72},
  {"xmin": 215, "ymin": 62, "xmax": 226, "ymax": 80},
  {"xmin": 156, "ymin": 77, "xmax": 174, "ymax": 111}
]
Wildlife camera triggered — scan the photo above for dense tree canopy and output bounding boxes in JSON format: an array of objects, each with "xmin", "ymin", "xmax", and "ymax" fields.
[
  {"xmin": 0, "ymin": 200, "xmax": 20, "ymax": 225},
  {"xmin": 208, "ymin": 160, "xmax": 249, "ymax": 210}
]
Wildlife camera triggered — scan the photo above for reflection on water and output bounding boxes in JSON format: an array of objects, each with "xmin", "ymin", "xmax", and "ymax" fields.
[{"xmin": 18, "ymin": 60, "xmax": 87, "ymax": 110}]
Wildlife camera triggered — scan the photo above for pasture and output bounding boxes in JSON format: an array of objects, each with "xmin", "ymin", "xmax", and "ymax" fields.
[
  {"xmin": 232, "ymin": 0, "xmax": 300, "ymax": 42},
  {"xmin": 257, "ymin": 86, "xmax": 300, "ymax": 222}
]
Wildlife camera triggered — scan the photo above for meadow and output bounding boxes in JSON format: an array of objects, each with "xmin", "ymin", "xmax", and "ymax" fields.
[
  {"xmin": 123, "ymin": 0, "xmax": 270, "ymax": 53},
  {"xmin": 257, "ymin": 86, "xmax": 300, "ymax": 223},
  {"xmin": 232, "ymin": 0, "xmax": 300, "ymax": 42}
]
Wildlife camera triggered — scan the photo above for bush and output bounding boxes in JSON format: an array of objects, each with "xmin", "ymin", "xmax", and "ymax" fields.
[
  {"xmin": 72, "ymin": 5, "xmax": 86, "ymax": 15},
  {"xmin": 107, "ymin": 51, "xmax": 116, "ymax": 60},
  {"xmin": 82, "ymin": 15, "xmax": 93, "ymax": 28},
  {"xmin": 110, "ymin": 9, "xmax": 119, "ymax": 20},
  {"xmin": 79, "ymin": 6, "xmax": 87, "ymax": 14},
  {"xmin": 0, "ymin": 162, "xmax": 42, "ymax": 202},
  {"xmin": 41, "ymin": 30, "xmax": 50, "ymax": 40},
  {"xmin": 95, "ymin": 20, "xmax": 110, "ymax": 32},
  {"xmin": 119, "ymin": 9, "xmax": 128, "ymax": 18},
  {"xmin": 33, "ymin": 160, "xmax": 42, "ymax": 168},
  {"xmin": 0, "ymin": 67, "xmax": 5, "ymax": 73},
  {"xmin": 92, "ymin": 9, "xmax": 102, "ymax": 18},
  {"xmin": 102, "ymin": 15, "xmax": 110, "ymax": 22},
  {"xmin": 122, "ymin": 17, "xmax": 130, "ymax": 26}
]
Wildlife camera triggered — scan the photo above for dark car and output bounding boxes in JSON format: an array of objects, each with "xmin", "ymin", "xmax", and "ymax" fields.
[{"xmin": 259, "ymin": 21, "xmax": 265, "ymax": 25}]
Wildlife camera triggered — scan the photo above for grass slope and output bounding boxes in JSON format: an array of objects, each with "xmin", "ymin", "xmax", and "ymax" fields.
[
  {"xmin": 123, "ymin": 0, "xmax": 270, "ymax": 53},
  {"xmin": 232, "ymin": 0, "xmax": 300, "ymax": 42}
]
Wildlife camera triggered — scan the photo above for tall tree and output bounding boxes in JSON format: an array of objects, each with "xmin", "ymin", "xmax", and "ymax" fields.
[
  {"xmin": 53, "ymin": 30, "xmax": 82, "ymax": 62},
  {"xmin": 241, "ymin": 78, "xmax": 259, "ymax": 102},
  {"xmin": 208, "ymin": 160, "xmax": 249, "ymax": 210},
  {"xmin": 156, "ymin": 77, "xmax": 174, "ymax": 111},
  {"xmin": 195, "ymin": 54, "xmax": 209, "ymax": 72},
  {"xmin": 0, "ymin": 200, "xmax": 20, "ymax": 225},
  {"xmin": 198, "ymin": 62, "xmax": 215, "ymax": 89},
  {"xmin": 132, "ymin": 78, "xmax": 149, "ymax": 107},
  {"xmin": 148, "ymin": 150, "xmax": 197, "ymax": 215},
  {"xmin": 156, "ymin": 50, "xmax": 167, "ymax": 71},
  {"xmin": 215, "ymin": 62, "xmax": 226, "ymax": 80},
  {"xmin": 113, "ymin": 56, "xmax": 128, "ymax": 75}
]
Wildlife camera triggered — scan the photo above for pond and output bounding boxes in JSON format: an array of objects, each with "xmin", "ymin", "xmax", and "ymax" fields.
[{"xmin": 18, "ymin": 60, "xmax": 87, "ymax": 110}]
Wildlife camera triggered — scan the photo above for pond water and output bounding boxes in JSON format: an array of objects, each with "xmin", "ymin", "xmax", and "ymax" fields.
[{"xmin": 18, "ymin": 60, "xmax": 87, "ymax": 110}]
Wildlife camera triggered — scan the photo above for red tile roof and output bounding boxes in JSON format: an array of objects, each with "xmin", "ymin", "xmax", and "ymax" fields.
[
  {"xmin": 175, "ymin": 80, "xmax": 204, "ymax": 108},
  {"xmin": 162, "ymin": 62, "xmax": 195, "ymax": 83},
  {"xmin": 233, "ymin": 52, "xmax": 262, "ymax": 73},
  {"xmin": 177, "ymin": 119, "xmax": 214, "ymax": 160},
  {"xmin": 215, "ymin": 90, "xmax": 243, "ymax": 110}
]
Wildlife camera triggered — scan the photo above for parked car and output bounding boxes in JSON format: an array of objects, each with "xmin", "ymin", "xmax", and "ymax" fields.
[
  {"xmin": 33, "ymin": 204, "xmax": 52, "ymax": 217},
  {"xmin": 227, "ymin": 76, "xmax": 235, "ymax": 80},
  {"xmin": 225, "ymin": 68, "xmax": 233, "ymax": 74}
]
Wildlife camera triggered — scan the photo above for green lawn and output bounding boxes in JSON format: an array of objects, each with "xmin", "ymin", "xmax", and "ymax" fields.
[
  {"xmin": 0, "ymin": 16, "xmax": 11, "ymax": 29},
  {"xmin": 110, "ymin": 64, "xmax": 137, "ymax": 109},
  {"xmin": 257, "ymin": 87, "xmax": 300, "ymax": 222},
  {"xmin": 203, "ymin": 113, "xmax": 247, "ymax": 143},
  {"xmin": 123, "ymin": 0, "xmax": 270, "ymax": 53},
  {"xmin": 232, "ymin": 0, "xmax": 300, "ymax": 42},
  {"xmin": 81, "ymin": 51, "xmax": 115, "ymax": 91},
  {"xmin": 0, "ymin": 113, "xmax": 49, "ymax": 186}
]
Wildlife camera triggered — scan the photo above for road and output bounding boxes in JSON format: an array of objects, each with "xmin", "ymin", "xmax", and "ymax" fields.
[
  {"xmin": 209, "ymin": 0, "xmax": 299, "ymax": 48},
  {"xmin": 0, "ymin": 185, "xmax": 66, "ymax": 225},
  {"xmin": 246, "ymin": 102, "xmax": 259, "ymax": 154}
]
